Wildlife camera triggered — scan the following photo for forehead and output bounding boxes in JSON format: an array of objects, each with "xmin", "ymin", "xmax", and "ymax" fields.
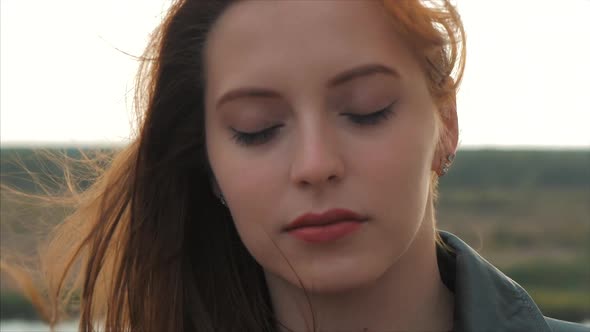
[{"xmin": 205, "ymin": 0, "xmax": 420, "ymax": 100}]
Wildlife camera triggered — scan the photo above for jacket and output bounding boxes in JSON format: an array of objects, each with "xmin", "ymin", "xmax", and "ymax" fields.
[{"xmin": 437, "ymin": 231, "xmax": 589, "ymax": 332}]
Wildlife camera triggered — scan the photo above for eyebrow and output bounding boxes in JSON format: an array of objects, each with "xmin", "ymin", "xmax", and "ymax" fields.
[
  {"xmin": 327, "ymin": 63, "xmax": 400, "ymax": 87},
  {"xmin": 215, "ymin": 63, "xmax": 400, "ymax": 109}
]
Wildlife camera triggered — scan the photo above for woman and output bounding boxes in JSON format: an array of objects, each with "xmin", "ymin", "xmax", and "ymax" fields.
[{"xmin": 9, "ymin": 1, "xmax": 586, "ymax": 331}]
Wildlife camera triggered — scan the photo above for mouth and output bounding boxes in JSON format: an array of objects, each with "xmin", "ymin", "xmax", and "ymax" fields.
[{"xmin": 284, "ymin": 208, "xmax": 368, "ymax": 232}]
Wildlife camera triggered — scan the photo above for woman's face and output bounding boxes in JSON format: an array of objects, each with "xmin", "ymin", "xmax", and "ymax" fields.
[{"xmin": 205, "ymin": 1, "xmax": 443, "ymax": 293}]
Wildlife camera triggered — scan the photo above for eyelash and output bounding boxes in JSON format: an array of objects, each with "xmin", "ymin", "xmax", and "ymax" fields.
[
  {"xmin": 231, "ymin": 124, "xmax": 284, "ymax": 146},
  {"xmin": 231, "ymin": 102, "xmax": 397, "ymax": 146},
  {"xmin": 343, "ymin": 103, "xmax": 396, "ymax": 126}
]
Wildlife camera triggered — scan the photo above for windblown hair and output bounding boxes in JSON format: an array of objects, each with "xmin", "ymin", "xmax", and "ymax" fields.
[{"xmin": 1, "ymin": 1, "xmax": 465, "ymax": 331}]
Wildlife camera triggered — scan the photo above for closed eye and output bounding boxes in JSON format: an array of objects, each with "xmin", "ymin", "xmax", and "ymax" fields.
[
  {"xmin": 343, "ymin": 101, "xmax": 397, "ymax": 125},
  {"xmin": 230, "ymin": 101, "xmax": 397, "ymax": 146},
  {"xmin": 230, "ymin": 124, "xmax": 283, "ymax": 146}
]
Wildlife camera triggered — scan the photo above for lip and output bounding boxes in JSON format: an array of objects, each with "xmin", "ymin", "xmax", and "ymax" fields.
[{"xmin": 284, "ymin": 208, "xmax": 368, "ymax": 232}]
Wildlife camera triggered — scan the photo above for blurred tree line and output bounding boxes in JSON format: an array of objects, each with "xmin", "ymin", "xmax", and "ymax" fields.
[
  {"xmin": 443, "ymin": 149, "xmax": 590, "ymax": 189},
  {"xmin": 2, "ymin": 147, "xmax": 589, "ymax": 191}
]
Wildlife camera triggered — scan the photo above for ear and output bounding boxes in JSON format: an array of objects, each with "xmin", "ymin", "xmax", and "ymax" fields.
[{"xmin": 432, "ymin": 95, "xmax": 459, "ymax": 175}]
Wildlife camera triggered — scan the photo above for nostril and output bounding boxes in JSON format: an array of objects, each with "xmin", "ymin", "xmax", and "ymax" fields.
[{"xmin": 289, "ymin": 147, "xmax": 345, "ymax": 186}]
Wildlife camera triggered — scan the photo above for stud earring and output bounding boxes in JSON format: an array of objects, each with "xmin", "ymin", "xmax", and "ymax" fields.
[
  {"xmin": 440, "ymin": 153, "xmax": 455, "ymax": 176},
  {"xmin": 218, "ymin": 194, "xmax": 227, "ymax": 206}
]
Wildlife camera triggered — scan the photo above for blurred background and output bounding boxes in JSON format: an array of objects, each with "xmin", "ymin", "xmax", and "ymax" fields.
[{"xmin": 1, "ymin": 0, "xmax": 589, "ymax": 330}]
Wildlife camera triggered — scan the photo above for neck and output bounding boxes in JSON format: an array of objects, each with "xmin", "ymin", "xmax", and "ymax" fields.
[{"xmin": 266, "ymin": 201, "xmax": 454, "ymax": 332}]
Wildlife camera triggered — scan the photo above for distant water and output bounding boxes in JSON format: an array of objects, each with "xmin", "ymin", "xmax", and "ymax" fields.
[
  {"xmin": 1, "ymin": 319, "xmax": 589, "ymax": 331},
  {"xmin": 0, "ymin": 320, "xmax": 77, "ymax": 332}
]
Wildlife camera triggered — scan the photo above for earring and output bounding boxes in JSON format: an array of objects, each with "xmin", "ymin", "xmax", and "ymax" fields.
[
  {"xmin": 218, "ymin": 193, "xmax": 227, "ymax": 206},
  {"xmin": 440, "ymin": 153, "xmax": 455, "ymax": 176}
]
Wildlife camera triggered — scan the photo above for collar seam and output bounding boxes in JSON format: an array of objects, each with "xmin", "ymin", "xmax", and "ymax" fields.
[{"xmin": 515, "ymin": 286, "xmax": 550, "ymax": 332}]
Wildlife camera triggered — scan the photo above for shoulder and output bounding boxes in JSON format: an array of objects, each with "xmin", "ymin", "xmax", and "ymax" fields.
[
  {"xmin": 545, "ymin": 317, "xmax": 590, "ymax": 332},
  {"xmin": 436, "ymin": 231, "xmax": 589, "ymax": 332}
]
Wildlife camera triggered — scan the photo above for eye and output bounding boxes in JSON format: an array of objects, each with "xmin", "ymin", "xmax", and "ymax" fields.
[
  {"xmin": 231, "ymin": 124, "xmax": 283, "ymax": 146},
  {"xmin": 343, "ymin": 101, "xmax": 397, "ymax": 126}
]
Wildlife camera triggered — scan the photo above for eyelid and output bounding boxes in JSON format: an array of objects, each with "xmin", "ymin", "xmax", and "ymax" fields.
[
  {"xmin": 341, "ymin": 100, "xmax": 398, "ymax": 115},
  {"xmin": 341, "ymin": 100, "xmax": 397, "ymax": 117},
  {"xmin": 341, "ymin": 100, "xmax": 397, "ymax": 125},
  {"xmin": 230, "ymin": 124, "xmax": 283, "ymax": 146},
  {"xmin": 230, "ymin": 124, "xmax": 283, "ymax": 136}
]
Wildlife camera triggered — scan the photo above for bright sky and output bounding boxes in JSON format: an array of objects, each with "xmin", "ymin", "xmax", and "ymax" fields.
[{"xmin": 1, "ymin": 0, "xmax": 589, "ymax": 148}]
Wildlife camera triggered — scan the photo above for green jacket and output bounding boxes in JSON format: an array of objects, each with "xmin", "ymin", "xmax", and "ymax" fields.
[{"xmin": 437, "ymin": 231, "xmax": 588, "ymax": 332}]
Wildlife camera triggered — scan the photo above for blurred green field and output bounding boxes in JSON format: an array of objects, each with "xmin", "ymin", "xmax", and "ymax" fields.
[{"xmin": 1, "ymin": 147, "xmax": 589, "ymax": 322}]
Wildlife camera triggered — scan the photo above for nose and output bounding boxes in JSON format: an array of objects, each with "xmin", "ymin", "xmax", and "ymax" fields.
[{"xmin": 289, "ymin": 124, "xmax": 345, "ymax": 188}]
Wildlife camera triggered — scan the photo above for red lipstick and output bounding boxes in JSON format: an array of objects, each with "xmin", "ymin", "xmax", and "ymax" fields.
[{"xmin": 285, "ymin": 209, "xmax": 367, "ymax": 243}]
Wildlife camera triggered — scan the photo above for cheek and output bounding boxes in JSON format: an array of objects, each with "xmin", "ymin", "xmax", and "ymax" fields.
[
  {"xmin": 358, "ymin": 110, "xmax": 436, "ymax": 222},
  {"xmin": 206, "ymin": 116, "xmax": 281, "ymax": 205},
  {"xmin": 207, "ymin": 137, "xmax": 286, "ymax": 253},
  {"xmin": 211, "ymin": 151, "xmax": 280, "ymax": 219},
  {"xmin": 223, "ymin": 163, "xmax": 290, "ymax": 275}
]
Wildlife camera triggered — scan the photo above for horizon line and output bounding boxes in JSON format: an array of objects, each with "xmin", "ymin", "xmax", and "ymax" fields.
[{"xmin": 1, "ymin": 142, "xmax": 589, "ymax": 151}]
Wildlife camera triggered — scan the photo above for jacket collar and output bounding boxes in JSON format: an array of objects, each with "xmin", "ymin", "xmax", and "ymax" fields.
[{"xmin": 437, "ymin": 231, "xmax": 552, "ymax": 332}]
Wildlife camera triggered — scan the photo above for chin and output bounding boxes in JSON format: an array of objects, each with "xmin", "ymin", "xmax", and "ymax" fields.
[{"xmin": 291, "ymin": 263, "xmax": 385, "ymax": 295}]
